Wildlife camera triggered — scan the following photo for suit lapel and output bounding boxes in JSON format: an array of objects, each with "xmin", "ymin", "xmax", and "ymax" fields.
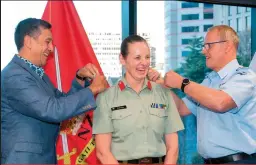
[{"xmin": 12, "ymin": 55, "xmax": 55, "ymax": 95}]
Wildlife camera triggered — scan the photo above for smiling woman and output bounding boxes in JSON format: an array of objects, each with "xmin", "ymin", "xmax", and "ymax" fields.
[{"xmin": 92, "ymin": 34, "xmax": 184, "ymax": 164}]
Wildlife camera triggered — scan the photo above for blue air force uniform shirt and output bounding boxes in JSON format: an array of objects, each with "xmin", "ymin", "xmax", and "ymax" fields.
[{"xmin": 183, "ymin": 59, "xmax": 256, "ymax": 159}]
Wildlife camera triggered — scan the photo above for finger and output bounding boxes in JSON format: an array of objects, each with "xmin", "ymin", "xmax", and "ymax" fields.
[
  {"xmin": 152, "ymin": 74, "xmax": 159, "ymax": 81},
  {"xmin": 86, "ymin": 69, "xmax": 96, "ymax": 79},
  {"xmin": 85, "ymin": 64, "xmax": 96, "ymax": 75},
  {"xmin": 91, "ymin": 64, "xmax": 99, "ymax": 75}
]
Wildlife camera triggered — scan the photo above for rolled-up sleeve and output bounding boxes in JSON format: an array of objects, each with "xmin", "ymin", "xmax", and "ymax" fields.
[{"xmin": 92, "ymin": 92, "xmax": 114, "ymax": 134}]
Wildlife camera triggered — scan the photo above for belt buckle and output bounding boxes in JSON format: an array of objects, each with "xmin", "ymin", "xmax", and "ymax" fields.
[{"xmin": 139, "ymin": 157, "xmax": 152, "ymax": 164}]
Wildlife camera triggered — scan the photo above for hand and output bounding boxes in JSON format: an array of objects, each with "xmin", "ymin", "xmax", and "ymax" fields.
[
  {"xmin": 77, "ymin": 63, "xmax": 99, "ymax": 80},
  {"xmin": 147, "ymin": 68, "xmax": 161, "ymax": 82},
  {"xmin": 88, "ymin": 75, "xmax": 108, "ymax": 95},
  {"xmin": 164, "ymin": 70, "xmax": 183, "ymax": 89}
]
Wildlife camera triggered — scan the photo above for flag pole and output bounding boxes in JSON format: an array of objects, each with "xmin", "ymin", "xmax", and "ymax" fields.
[{"xmin": 48, "ymin": 1, "xmax": 70, "ymax": 162}]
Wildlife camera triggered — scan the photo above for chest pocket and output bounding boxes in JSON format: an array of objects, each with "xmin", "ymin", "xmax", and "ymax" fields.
[
  {"xmin": 111, "ymin": 109, "xmax": 133, "ymax": 136},
  {"xmin": 149, "ymin": 108, "xmax": 168, "ymax": 135}
]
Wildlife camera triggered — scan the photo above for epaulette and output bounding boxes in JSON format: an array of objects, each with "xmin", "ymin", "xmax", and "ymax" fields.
[{"xmin": 235, "ymin": 66, "xmax": 249, "ymax": 75}]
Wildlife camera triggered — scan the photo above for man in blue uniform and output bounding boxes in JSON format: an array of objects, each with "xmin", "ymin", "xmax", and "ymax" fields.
[{"xmin": 149, "ymin": 25, "xmax": 256, "ymax": 164}]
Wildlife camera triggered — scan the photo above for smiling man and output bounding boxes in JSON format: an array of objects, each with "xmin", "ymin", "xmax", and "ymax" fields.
[
  {"xmin": 148, "ymin": 25, "xmax": 256, "ymax": 164},
  {"xmin": 1, "ymin": 18, "xmax": 108, "ymax": 164}
]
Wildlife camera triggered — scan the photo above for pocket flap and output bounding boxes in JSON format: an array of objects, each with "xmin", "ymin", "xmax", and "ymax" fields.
[
  {"xmin": 14, "ymin": 142, "xmax": 43, "ymax": 154},
  {"xmin": 149, "ymin": 109, "xmax": 168, "ymax": 117},
  {"xmin": 112, "ymin": 110, "xmax": 132, "ymax": 119}
]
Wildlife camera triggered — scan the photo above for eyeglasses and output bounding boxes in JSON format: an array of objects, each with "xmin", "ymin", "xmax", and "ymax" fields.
[{"xmin": 203, "ymin": 40, "xmax": 227, "ymax": 50}]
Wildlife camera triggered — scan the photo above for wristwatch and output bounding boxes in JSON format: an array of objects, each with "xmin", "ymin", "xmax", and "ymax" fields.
[
  {"xmin": 76, "ymin": 69, "xmax": 86, "ymax": 81},
  {"xmin": 181, "ymin": 78, "xmax": 190, "ymax": 93}
]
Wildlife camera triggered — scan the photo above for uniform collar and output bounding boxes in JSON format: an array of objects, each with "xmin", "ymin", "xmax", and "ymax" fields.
[
  {"xmin": 118, "ymin": 76, "xmax": 152, "ymax": 91},
  {"xmin": 217, "ymin": 59, "xmax": 240, "ymax": 80}
]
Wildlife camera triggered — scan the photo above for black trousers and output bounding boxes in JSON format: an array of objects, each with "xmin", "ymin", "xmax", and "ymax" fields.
[{"xmin": 225, "ymin": 157, "xmax": 256, "ymax": 164}]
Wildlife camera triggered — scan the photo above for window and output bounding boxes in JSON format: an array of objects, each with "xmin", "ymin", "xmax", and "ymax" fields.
[
  {"xmin": 246, "ymin": 16, "xmax": 251, "ymax": 31},
  {"xmin": 228, "ymin": 6, "xmax": 232, "ymax": 16},
  {"xmin": 182, "ymin": 51, "xmax": 191, "ymax": 57},
  {"xmin": 204, "ymin": 24, "xmax": 213, "ymax": 32},
  {"xmin": 236, "ymin": 7, "xmax": 242, "ymax": 14},
  {"xmin": 237, "ymin": 18, "xmax": 241, "ymax": 32},
  {"xmin": 182, "ymin": 39, "xmax": 193, "ymax": 45},
  {"xmin": 181, "ymin": 2, "xmax": 199, "ymax": 8},
  {"xmin": 246, "ymin": 7, "xmax": 251, "ymax": 12},
  {"xmin": 204, "ymin": 3, "xmax": 213, "ymax": 8},
  {"xmin": 228, "ymin": 19, "xmax": 231, "ymax": 26},
  {"xmin": 182, "ymin": 14, "xmax": 199, "ymax": 20},
  {"xmin": 182, "ymin": 26, "xmax": 199, "ymax": 32},
  {"xmin": 204, "ymin": 13, "xmax": 213, "ymax": 19}
]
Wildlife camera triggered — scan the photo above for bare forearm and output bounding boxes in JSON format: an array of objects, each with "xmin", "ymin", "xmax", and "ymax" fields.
[
  {"xmin": 185, "ymin": 81, "xmax": 233, "ymax": 112},
  {"xmin": 164, "ymin": 148, "xmax": 178, "ymax": 164},
  {"xmin": 170, "ymin": 90, "xmax": 191, "ymax": 116},
  {"xmin": 155, "ymin": 77, "xmax": 164, "ymax": 85},
  {"xmin": 97, "ymin": 151, "xmax": 119, "ymax": 164}
]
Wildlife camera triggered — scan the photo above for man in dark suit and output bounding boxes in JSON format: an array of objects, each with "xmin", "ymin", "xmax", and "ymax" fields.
[{"xmin": 1, "ymin": 18, "xmax": 108, "ymax": 164}]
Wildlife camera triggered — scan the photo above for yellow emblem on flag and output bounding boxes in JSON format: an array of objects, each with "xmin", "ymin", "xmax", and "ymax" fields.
[{"xmin": 76, "ymin": 138, "xmax": 96, "ymax": 164}]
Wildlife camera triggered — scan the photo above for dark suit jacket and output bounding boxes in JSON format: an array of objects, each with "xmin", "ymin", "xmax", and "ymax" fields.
[{"xmin": 1, "ymin": 55, "xmax": 96, "ymax": 164}]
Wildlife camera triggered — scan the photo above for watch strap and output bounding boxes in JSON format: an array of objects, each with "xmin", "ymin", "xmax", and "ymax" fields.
[{"xmin": 76, "ymin": 69, "xmax": 86, "ymax": 81}]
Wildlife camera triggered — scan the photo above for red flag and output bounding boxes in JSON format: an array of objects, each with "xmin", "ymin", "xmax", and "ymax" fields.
[{"xmin": 42, "ymin": 1, "xmax": 103, "ymax": 164}]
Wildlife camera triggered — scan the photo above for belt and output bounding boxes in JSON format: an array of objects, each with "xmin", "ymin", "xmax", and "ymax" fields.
[
  {"xmin": 118, "ymin": 156, "xmax": 165, "ymax": 164},
  {"xmin": 204, "ymin": 153, "xmax": 256, "ymax": 164}
]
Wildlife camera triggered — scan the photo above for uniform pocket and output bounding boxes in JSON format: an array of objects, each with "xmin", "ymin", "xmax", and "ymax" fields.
[
  {"xmin": 111, "ymin": 109, "xmax": 132, "ymax": 120},
  {"xmin": 149, "ymin": 109, "xmax": 168, "ymax": 136},
  {"xmin": 14, "ymin": 142, "xmax": 43, "ymax": 154},
  {"xmin": 149, "ymin": 109, "xmax": 168, "ymax": 117},
  {"xmin": 111, "ymin": 110, "xmax": 133, "ymax": 137}
]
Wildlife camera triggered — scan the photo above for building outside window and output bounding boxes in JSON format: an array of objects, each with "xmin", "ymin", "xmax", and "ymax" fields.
[
  {"xmin": 204, "ymin": 13, "xmax": 213, "ymax": 19},
  {"xmin": 204, "ymin": 24, "xmax": 213, "ymax": 32},
  {"xmin": 246, "ymin": 16, "xmax": 251, "ymax": 31},
  {"xmin": 237, "ymin": 6, "xmax": 242, "ymax": 14},
  {"xmin": 182, "ymin": 38, "xmax": 193, "ymax": 45},
  {"xmin": 181, "ymin": 2, "xmax": 199, "ymax": 8},
  {"xmin": 182, "ymin": 14, "xmax": 199, "ymax": 20},
  {"xmin": 204, "ymin": 3, "xmax": 213, "ymax": 8},
  {"xmin": 228, "ymin": 6, "xmax": 232, "ymax": 16},
  {"xmin": 237, "ymin": 17, "xmax": 241, "ymax": 32},
  {"xmin": 182, "ymin": 26, "xmax": 199, "ymax": 32},
  {"xmin": 182, "ymin": 50, "xmax": 191, "ymax": 57}
]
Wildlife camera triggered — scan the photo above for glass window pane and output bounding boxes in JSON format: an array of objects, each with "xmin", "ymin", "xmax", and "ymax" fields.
[
  {"xmin": 204, "ymin": 3, "xmax": 213, "ymax": 8},
  {"xmin": 181, "ymin": 2, "xmax": 199, "ymax": 8},
  {"xmin": 74, "ymin": 1, "xmax": 122, "ymax": 83},
  {"xmin": 182, "ymin": 26, "xmax": 199, "ymax": 32},
  {"xmin": 182, "ymin": 14, "xmax": 199, "ymax": 20},
  {"xmin": 204, "ymin": 13, "xmax": 214, "ymax": 19},
  {"xmin": 204, "ymin": 24, "xmax": 213, "ymax": 32}
]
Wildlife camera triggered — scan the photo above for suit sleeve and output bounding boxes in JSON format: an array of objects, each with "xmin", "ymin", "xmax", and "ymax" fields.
[
  {"xmin": 4, "ymin": 75, "xmax": 96, "ymax": 123},
  {"xmin": 54, "ymin": 78, "xmax": 91, "ymax": 97}
]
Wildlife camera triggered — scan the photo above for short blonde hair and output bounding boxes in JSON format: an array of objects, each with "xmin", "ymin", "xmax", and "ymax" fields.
[{"xmin": 208, "ymin": 25, "xmax": 239, "ymax": 49}]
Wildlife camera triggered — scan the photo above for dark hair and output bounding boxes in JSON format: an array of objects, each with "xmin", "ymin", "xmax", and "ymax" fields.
[
  {"xmin": 14, "ymin": 18, "xmax": 52, "ymax": 51},
  {"xmin": 120, "ymin": 34, "xmax": 148, "ymax": 58}
]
